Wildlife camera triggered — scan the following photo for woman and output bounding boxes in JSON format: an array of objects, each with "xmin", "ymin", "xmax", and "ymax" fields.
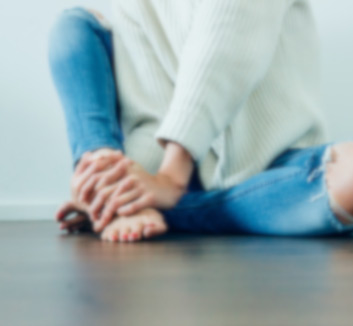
[{"xmin": 48, "ymin": 1, "xmax": 353, "ymax": 242}]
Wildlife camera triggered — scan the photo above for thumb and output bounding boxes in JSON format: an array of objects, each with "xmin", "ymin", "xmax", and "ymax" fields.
[{"xmin": 55, "ymin": 200, "xmax": 81, "ymax": 222}]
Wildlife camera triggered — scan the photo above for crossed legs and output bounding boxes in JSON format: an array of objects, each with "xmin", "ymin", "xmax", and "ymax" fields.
[{"xmin": 48, "ymin": 7, "xmax": 353, "ymax": 241}]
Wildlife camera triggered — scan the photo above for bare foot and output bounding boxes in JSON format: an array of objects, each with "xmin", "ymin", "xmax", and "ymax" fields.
[{"xmin": 101, "ymin": 208, "xmax": 168, "ymax": 242}]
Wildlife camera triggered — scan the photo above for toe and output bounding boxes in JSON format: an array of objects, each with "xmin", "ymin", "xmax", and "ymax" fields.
[
  {"xmin": 128, "ymin": 222, "xmax": 144, "ymax": 242},
  {"xmin": 101, "ymin": 227, "xmax": 112, "ymax": 242},
  {"xmin": 143, "ymin": 222, "xmax": 168, "ymax": 239},
  {"xmin": 101, "ymin": 219, "xmax": 119, "ymax": 242},
  {"xmin": 111, "ymin": 228, "xmax": 119, "ymax": 242},
  {"xmin": 119, "ymin": 223, "xmax": 131, "ymax": 242}
]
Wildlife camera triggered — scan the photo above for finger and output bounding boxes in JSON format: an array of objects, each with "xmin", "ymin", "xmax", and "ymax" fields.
[
  {"xmin": 72, "ymin": 154, "xmax": 122, "ymax": 201},
  {"xmin": 94, "ymin": 157, "xmax": 131, "ymax": 192},
  {"xmin": 89, "ymin": 185, "xmax": 116, "ymax": 221},
  {"xmin": 111, "ymin": 175, "xmax": 137, "ymax": 198},
  {"xmin": 59, "ymin": 213, "xmax": 87, "ymax": 231},
  {"xmin": 74, "ymin": 152, "xmax": 93, "ymax": 175},
  {"xmin": 76, "ymin": 149, "xmax": 123, "ymax": 176},
  {"xmin": 90, "ymin": 176, "xmax": 136, "ymax": 223},
  {"xmin": 55, "ymin": 201, "xmax": 80, "ymax": 222},
  {"xmin": 91, "ymin": 148, "xmax": 123, "ymax": 161},
  {"xmin": 80, "ymin": 156, "xmax": 131, "ymax": 202},
  {"xmin": 79, "ymin": 173, "xmax": 100, "ymax": 204},
  {"xmin": 95, "ymin": 188, "xmax": 143, "ymax": 233},
  {"xmin": 101, "ymin": 187, "xmax": 143, "ymax": 222},
  {"xmin": 117, "ymin": 193, "xmax": 156, "ymax": 216}
]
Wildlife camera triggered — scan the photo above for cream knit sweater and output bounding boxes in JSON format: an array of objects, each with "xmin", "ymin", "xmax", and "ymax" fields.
[{"xmin": 110, "ymin": 0, "xmax": 329, "ymax": 190}]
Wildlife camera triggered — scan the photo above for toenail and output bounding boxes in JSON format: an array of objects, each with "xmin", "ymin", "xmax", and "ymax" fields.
[
  {"xmin": 122, "ymin": 234, "xmax": 129, "ymax": 240},
  {"xmin": 111, "ymin": 234, "xmax": 118, "ymax": 242},
  {"xmin": 146, "ymin": 224, "xmax": 156, "ymax": 228}
]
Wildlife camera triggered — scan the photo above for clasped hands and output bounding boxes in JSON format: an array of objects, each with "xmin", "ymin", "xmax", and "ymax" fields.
[{"xmin": 56, "ymin": 147, "xmax": 188, "ymax": 234}]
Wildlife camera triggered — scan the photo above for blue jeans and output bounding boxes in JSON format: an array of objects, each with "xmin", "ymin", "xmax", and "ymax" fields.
[
  {"xmin": 48, "ymin": 7, "xmax": 124, "ymax": 169},
  {"xmin": 48, "ymin": 7, "xmax": 353, "ymax": 237}
]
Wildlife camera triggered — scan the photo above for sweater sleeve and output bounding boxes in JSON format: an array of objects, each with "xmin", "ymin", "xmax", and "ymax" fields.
[{"xmin": 154, "ymin": 0, "xmax": 289, "ymax": 162}]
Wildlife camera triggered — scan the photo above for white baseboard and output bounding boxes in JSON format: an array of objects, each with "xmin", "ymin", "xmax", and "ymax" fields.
[{"xmin": 0, "ymin": 203, "xmax": 61, "ymax": 221}]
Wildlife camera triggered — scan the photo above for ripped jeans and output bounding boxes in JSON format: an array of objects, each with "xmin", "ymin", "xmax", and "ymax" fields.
[
  {"xmin": 48, "ymin": 7, "xmax": 353, "ymax": 237},
  {"xmin": 162, "ymin": 141, "xmax": 353, "ymax": 236}
]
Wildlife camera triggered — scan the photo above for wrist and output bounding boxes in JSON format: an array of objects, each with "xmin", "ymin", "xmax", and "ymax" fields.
[{"xmin": 157, "ymin": 141, "xmax": 194, "ymax": 189}]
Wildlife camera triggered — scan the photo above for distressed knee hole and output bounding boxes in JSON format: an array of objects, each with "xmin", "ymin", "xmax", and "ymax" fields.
[{"xmin": 325, "ymin": 142, "xmax": 353, "ymax": 225}]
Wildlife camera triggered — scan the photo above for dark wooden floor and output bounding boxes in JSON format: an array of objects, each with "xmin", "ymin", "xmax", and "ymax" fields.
[{"xmin": 1, "ymin": 222, "xmax": 353, "ymax": 326}]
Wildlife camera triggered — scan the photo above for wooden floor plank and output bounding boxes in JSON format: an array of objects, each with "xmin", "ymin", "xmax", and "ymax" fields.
[{"xmin": 1, "ymin": 221, "xmax": 353, "ymax": 326}]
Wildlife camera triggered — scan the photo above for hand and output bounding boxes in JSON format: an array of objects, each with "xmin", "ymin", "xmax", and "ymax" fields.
[
  {"xmin": 71, "ymin": 148, "xmax": 126, "ymax": 204},
  {"xmin": 55, "ymin": 200, "xmax": 92, "ymax": 233},
  {"xmin": 91, "ymin": 160, "xmax": 187, "ymax": 233},
  {"xmin": 56, "ymin": 148, "xmax": 126, "ymax": 233}
]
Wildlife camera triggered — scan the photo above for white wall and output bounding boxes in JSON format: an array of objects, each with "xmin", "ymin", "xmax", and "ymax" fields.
[
  {"xmin": 0, "ymin": 1, "xmax": 352, "ymax": 220},
  {"xmin": 0, "ymin": 1, "xmax": 112, "ymax": 220},
  {"xmin": 311, "ymin": 0, "xmax": 353, "ymax": 142}
]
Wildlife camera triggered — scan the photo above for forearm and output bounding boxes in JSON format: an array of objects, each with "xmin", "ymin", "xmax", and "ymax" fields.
[{"xmin": 157, "ymin": 141, "xmax": 195, "ymax": 190}]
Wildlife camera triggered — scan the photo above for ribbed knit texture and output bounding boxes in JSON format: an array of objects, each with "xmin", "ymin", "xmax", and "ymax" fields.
[{"xmin": 110, "ymin": 0, "xmax": 329, "ymax": 190}]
